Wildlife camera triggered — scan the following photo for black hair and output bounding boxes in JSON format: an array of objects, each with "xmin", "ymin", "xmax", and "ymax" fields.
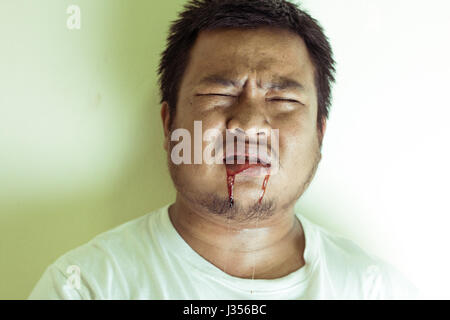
[{"xmin": 158, "ymin": 0, "xmax": 336, "ymax": 133}]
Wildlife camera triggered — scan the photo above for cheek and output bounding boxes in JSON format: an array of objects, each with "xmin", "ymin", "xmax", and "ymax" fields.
[
  {"xmin": 277, "ymin": 120, "xmax": 319, "ymax": 167},
  {"xmin": 167, "ymin": 117, "xmax": 228, "ymax": 185},
  {"xmin": 199, "ymin": 113, "xmax": 228, "ymax": 131}
]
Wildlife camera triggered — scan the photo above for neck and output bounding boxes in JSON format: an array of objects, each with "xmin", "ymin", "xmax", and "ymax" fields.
[{"xmin": 168, "ymin": 194, "xmax": 306, "ymax": 279}]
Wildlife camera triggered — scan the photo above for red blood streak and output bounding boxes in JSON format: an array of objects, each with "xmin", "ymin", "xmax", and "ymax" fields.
[
  {"xmin": 225, "ymin": 163, "xmax": 271, "ymax": 208},
  {"xmin": 258, "ymin": 174, "xmax": 271, "ymax": 204},
  {"xmin": 227, "ymin": 174, "xmax": 235, "ymax": 208}
]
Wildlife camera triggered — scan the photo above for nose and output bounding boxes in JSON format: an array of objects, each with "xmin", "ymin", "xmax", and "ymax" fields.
[{"xmin": 226, "ymin": 85, "xmax": 271, "ymax": 136}]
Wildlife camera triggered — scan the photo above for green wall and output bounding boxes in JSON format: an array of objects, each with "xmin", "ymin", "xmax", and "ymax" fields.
[{"xmin": 0, "ymin": 0, "xmax": 187, "ymax": 299}]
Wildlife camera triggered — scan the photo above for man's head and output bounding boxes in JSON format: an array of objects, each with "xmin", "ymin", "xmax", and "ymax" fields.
[{"xmin": 158, "ymin": 0, "xmax": 335, "ymax": 222}]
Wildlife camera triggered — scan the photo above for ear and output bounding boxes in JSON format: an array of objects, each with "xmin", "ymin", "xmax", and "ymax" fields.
[
  {"xmin": 161, "ymin": 102, "xmax": 171, "ymax": 151},
  {"xmin": 321, "ymin": 117, "xmax": 327, "ymax": 136},
  {"xmin": 318, "ymin": 117, "xmax": 327, "ymax": 146}
]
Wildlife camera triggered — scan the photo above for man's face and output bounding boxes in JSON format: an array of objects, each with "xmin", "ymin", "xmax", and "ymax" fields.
[{"xmin": 163, "ymin": 27, "xmax": 325, "ymax": 220}]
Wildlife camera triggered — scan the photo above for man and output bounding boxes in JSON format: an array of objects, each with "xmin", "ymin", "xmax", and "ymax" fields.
[{"xmin": 29, "ymin": 0, "xmax": 418, "ymax": 299}]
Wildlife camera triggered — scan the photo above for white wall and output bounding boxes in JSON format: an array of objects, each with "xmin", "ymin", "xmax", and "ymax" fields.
[
  {"xmin": 294, "ymin": 0, "xmax": 450, "ymax": 298},
  {"xmin": 0, "ymin": 0, "xmax": 185, "ymax": 298}
]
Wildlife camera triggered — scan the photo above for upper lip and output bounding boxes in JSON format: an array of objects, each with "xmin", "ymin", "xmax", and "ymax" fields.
[{"xmin": 223, "ymin": 144, "xmax": 272, "ymax": 166}]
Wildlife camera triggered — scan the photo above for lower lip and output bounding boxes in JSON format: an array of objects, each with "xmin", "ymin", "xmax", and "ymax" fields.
[{"xmin": 225, "ymin": 163, "xmax": 271, "ymax": 177}]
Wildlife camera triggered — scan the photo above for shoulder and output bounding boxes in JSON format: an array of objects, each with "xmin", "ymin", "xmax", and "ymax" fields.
[
  {"xmin": 29, "ymin": 206, "xmax": 166, "ymax": 300},
  {"xmin": 298, "ymin": 214, "xmax": 419, "ymax": 299},
  {"xmin": 59, "ymin": 209, "xmax": 154, "ymax": 267}
]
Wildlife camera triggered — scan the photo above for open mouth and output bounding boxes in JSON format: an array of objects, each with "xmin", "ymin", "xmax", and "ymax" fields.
[{"xmin": 223, "ymin": 155, "xmax": 271, "ymax": 176}]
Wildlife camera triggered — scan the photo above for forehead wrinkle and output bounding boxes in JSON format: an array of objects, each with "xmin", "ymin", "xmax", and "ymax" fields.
[
  {"xmin": 197, "ymin": 72, "xmax": 305, "ymax": 93},
  {"xmin": 195, "ymin": 56, "xmax": 306, "ymax": 91}
]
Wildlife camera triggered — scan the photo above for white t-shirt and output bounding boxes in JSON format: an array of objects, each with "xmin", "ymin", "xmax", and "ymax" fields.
[{"xmin": 28, "ymin": 204, "xmax": 419, "ymax": 299}]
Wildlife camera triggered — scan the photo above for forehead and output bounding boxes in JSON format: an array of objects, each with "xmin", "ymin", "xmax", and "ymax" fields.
[{"xmin": 181, "ymin": 27, "xmax": 316, "ymax": 87}]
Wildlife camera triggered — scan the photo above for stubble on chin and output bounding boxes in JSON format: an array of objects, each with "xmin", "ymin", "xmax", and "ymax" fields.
[{"xmin": 198, "ymin": 194, "xmax": 277, "ymax": 222}]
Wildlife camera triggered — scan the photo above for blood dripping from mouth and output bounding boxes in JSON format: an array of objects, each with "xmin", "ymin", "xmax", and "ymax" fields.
[{"xmin": 225, "ymin": 164, "xmax": 271, "ymax": 209}]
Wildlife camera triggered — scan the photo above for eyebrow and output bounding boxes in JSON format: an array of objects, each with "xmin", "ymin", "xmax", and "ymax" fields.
[
  {"xmin": 264, "ymin": 77, "xmax": 305, "ymax": 91},
  {"xmin": 198, "ymin": 75, "xmax": 242, "ymax": 88},
  {"xmin": 198, "ymin": 74, "xmax": 305, "ymax": 91}
]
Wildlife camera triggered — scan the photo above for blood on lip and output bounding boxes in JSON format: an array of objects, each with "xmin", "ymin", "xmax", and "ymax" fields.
[{"xmin": 224, "ymin": 156, "xmax": 271, "ymax": 209}]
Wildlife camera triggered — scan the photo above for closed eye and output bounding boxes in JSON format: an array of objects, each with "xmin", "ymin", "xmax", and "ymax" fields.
[
  {"xmin": 268, "ymin": 98, "xmax": 303, "ymax": 104},
  {"xmin": 196, "ymin": 93, "xmax": 236, "ymax": 97}
]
